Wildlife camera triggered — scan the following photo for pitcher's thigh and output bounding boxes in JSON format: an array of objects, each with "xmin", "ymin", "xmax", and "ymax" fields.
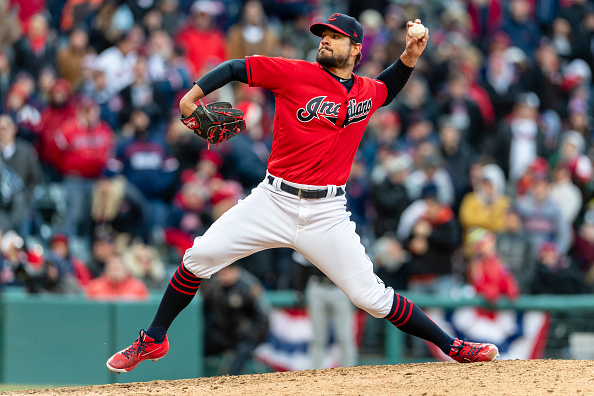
[
  {"xmin": 183, "ymin": 190, "xmax": 291, "ymax": 278},
  {"xmin": 297, "ymin": 219, "xmax": 394, "ymax": 318}
]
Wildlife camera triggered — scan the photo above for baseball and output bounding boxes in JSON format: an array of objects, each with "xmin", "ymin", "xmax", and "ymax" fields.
[{"xmin": 408, "ymin": 23, "xmax": 426, "ymax": 39}]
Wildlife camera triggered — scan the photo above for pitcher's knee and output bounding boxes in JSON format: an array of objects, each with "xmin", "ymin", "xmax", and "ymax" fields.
[
  {"xmin": 182, "ymin": 240, "xmax": 225, "ymax": 278},
  {"xmin": 348, "ymin": 294, "xmax": 389, "ymax": 318}
]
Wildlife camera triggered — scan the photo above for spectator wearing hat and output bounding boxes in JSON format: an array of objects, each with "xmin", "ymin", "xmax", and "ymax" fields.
[
  {"xmin": 176, "ymin": 0, "xmax": 227, "ymax": 76},
  {"xmin": 4, "ymin": 82, "xmax": 41, "ymax": 143},
  {"xmin": 370, "ymin": 153, "xmax": 411, "ymax": 238},
  {"xmin": 496, "ymin": 207, "xmax": 535, "ymax": 293},
  {"xmin": 493, "ymin": 92, "xmax": 548, "ymax": 183},
  {"xmin": 467, "ymin": 227, "xmax": 519, "ymax": 304},
  {"xmin": 0, "ymin": 230, "xmax": 27, "ymax": 288},
  {"xmin": 54, "ymin": 96, "xmax": 115, "ymax": 238},
  {"xmin": 86, "ymin": 252, "xmax": 149, "ymax": 301},
  {"xmin": 38, "ymin": 79, "xmax": 77, "ymax": 179},
  {"xmin": 459, "ymin": 163, "xmax": 510, "ymax": 247},
  {"xmin": 552, "ymin": 130, "xmax": 592, "ymax": 186},
  {"xmin": 530, "ymin": 241, "xmax": 588, "ymax": 294},
  {"xmin": 398, "ymin": 184, "xmax": 460, "ymax": 295},
  {"xmin": 515, "ymin": 170, "xmax": 571, "ymax": 255}
]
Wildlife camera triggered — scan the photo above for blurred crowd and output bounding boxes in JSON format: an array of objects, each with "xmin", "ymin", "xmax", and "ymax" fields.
[{"xmin": 0, "ymin": 0, "xmax": 592, "ymax": 310}]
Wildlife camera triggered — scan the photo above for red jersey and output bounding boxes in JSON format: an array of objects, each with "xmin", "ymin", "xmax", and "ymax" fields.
[{"xmin": 246, "ymin": 56, "xmax": 388, "ymax": 186}]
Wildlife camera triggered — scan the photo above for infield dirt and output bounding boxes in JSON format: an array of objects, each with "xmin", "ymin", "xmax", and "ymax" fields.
[{"xmin": 2, "ymin": 359, "xmax": 593, "ymax": 395}]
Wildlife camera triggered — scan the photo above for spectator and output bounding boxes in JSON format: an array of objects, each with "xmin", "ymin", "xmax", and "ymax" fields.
[
  {"xmin": 0, "ymin": 159, "xmax": 27, "ymax": 233},
  {"xmin": 439, "ymin": 120, "xmax": 475, "ymax": 202},
  {"xmin": 371, "ymin": 234, "xmax": 410, "ymax": 291},
  {"xmin": 553, "ymin": 130, "xmax": 592, "ymax": 185},
  {"xmin": 123, "ymin": 243, "xmax": 166, "ymax": 290},
  {"xmin": 0, "ymin": 230, "xmax": 28, "ymax": 288},
  {"xmin": 572, "ymin": 208, "xmax": 594, "ymax": 287},
  {"xmin": 0, "ymin": 0, "xmax": 22, "ymax": 47},
  {"xmin": 110, "ymin": 109, "xmax": 179, "ymax": 235},
  {"xmin": 494, "ymin": 92, "xmax": 548, "ymax": 183},
  {"xmin": 500, "ymin": 0, "xmax": 542, "ymax": 57},
  {"xmin": 482, "ymin": 51, "xmax": 523, "ymax": 123},
  {"xmin": 437, "ymin": 72, "xmax": 485, "ymax": 151},
  {"xmin": 38, "ymin": 79, "xmax": 77, "ymax": 179},
  {"xmin": 90, "ymin": 174, "xmax": 150, "ymax": 243},
  {"xmin": 406, "ymin": 150, "xmax": 455, "ymax": 206},
  {"xmin": 496, "ymin": 208, "xmax": 535, "ymax": 293},
  {"xmin": 54, "ymin": 97, "xmax": 115, "ymax": 237},
  {"xmin": 467, "ymin": 227, "xmax": 520, "ymax": 304},
  {"xmin": 398, "ymin": 184, "xmax": 460, "ymax": 295},
  {"xmin": 86, "ymin": 252, "xmax": 149, "ymax": 301},
  {"xmin": 370, "ymin": 153, "xmax": 411, "ymax": 238},
  {"xmin": 176, "ymin": 0, "xmax": 227, "ymax": 76},
  {"xmin": 158, "ymin": 0, "xmax": 186, "ymax": 37},
  {"xmin": 201, "ymin": 263, "xmax": 269, "ymax": 375},
  {"xmin": 0, "ymin": 115, "xmax": 42, "ymax": 205},
  {"xmin": 4, "ymin": 82, "xmax": 42, "ymax": 143},
  {"xmin": 56, "ymin": 27, "xmax": 95, "ymax": 90},
  {"xmin": 459, "ymin": 163, "xmax": 510, "ymax": 242},
  {"xmin": 550, "ymin": 163, "xmax": 582, "ymax": 225},
  {"xmin": 0, "ymin": 49, "xmax": 13, "ymax": 105},
  {"xmin": 87, "ymin": 232, "xmax": 117, "ymax": 278},
  {"xmin": 531, "ymin": 241, "xmax": 588, "ymax": 294},
  {"xmin": 227, "ymin": 1, "xmax": 278, "ymax": 59},
  {"xmin": 93, "ymin": 26, "xmax": 143, "ymax": 97},
  {"xmin": 12, "ymin": 13, "xmax": 58, "ymax": 80},
  {"xmin": 515, "ymin": 170, "xmax": 571, "ymax": 255}
]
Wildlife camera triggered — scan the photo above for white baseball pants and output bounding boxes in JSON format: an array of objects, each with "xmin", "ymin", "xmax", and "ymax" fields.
[{"xmin": 183, "ymin": 173, "xmax": 395, "ymax": 318}]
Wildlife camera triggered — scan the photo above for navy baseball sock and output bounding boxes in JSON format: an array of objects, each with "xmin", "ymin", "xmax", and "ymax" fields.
[
  {"xmin": 146, "ymin": 263, "xmax": 202, "ymax": 343},
  {"xmin": 385, "ymin": 292, "xmax": 455, "ymax": 355}
]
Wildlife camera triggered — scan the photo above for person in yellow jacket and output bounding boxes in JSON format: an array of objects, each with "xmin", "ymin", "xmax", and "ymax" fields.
[{"xmin": 459, "ymin": 163, "xmax": 511, "ymax": 252}]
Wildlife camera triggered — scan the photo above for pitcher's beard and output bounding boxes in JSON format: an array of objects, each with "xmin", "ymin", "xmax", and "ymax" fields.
[{"xmin": 316, "ymin": 48, "xmax": 349, "ymax": 69}]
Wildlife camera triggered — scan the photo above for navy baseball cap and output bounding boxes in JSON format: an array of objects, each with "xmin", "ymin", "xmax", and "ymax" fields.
[{"xmin": 310, "ymin": 13, "xmax": 363, "ymax": 45}]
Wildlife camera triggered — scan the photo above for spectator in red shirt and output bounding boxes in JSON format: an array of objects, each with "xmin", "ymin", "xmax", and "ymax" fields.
[
  {"xmin": 86, "ymin": 252, "xmax": 149, "ymax": 301},
  {"xmin": 176, "ymin": 0, "xmax": 227, "ymax": 76},
  {"xmin": 467, "ymin": 227, "xmax": 520, "ymax": 304},
  {"xmin": 54, "ymin": 96, "xmax": 114, "ymax": 237}
]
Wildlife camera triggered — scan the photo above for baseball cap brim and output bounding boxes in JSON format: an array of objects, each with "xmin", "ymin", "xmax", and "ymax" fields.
[{"xmin": 310, "ymin": 23, "xmax": 351, "ymax": 39}]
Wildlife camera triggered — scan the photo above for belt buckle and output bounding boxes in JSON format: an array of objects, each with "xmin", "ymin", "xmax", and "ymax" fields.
[{"xmin": 298, "ymin": 188, "xmax": 305, "ymax": 199}]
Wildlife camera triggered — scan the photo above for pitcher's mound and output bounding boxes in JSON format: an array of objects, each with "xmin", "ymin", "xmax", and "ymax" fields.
[{"xmin": 4, "ymin": 360, "xmax": 594, "ymax": 396}]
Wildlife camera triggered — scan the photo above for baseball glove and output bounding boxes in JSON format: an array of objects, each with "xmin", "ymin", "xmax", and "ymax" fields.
[{"xmin": 180, "ymin": 100, "xmax": 246, "ymax": 147}]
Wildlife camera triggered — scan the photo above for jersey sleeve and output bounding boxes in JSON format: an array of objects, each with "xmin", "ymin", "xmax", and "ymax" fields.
[
  {"xmin": 246, "ymin": 56, "xmax": 298, "ymax": 94},
  {"xmin": 372, "ymin": 79, "xmax": 389, "ymax": 111}
]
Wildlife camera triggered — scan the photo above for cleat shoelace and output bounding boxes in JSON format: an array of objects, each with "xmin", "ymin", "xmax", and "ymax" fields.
[
  {"xmin": 121, "ymin": 330, "xmax": 149, "ymax": 359},
  {"xmin": 450, "ymin": 339, "xmax": 482, "ymax": 361}
]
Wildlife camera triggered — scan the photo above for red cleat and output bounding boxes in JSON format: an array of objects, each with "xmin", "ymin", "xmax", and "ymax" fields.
[
  {"xmin": 106, "ymin": 330, "xmax": 169, "ymax": 373},
  {"xmin": 448, "ymin": 338, "xmax": 499, "ymax": 363}
]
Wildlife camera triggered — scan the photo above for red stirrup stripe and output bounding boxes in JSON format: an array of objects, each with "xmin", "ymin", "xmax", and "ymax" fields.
[
  {"xmin": 172, "ymin": 272, "xmax": 201, "ymax": 289},
  {"xmin": 389, "ymin": 296, "xmax": 409, "ymax": 324},
  {"xmin": 180, "ymin": 264, "xmax": 201, "ymax": 282},
  {"xmin": 169, "ymin": 281, "xmax": 198, "ymax": 295},
  {"xmin": 393, "ymin": 300, "xmax": 414, "ymax": 327},
  {"xmin": 385, "ymin": 293, "xmax": 401, "ymax": 321},
  {"xmin": 176, "ymin": 267, "xmax": 202, "ymax": 285}
]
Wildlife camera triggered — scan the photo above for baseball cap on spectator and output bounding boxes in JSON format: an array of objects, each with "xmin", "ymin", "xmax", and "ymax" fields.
[
  {"xmin": 191, "ymin": 0, "xmax": 223, "ymax": 15},
  {"xmin": 421, "ymin": 183, "xmax": 439, "ymax": 200},
  {"xmin": 199, "ymin": 149, "xmax": 222, "ymax": 168},
  {"xmin": 539, "ymin": 241, "xmax": 558, "ymax": 255},
  {"xmin": 50, "ymin": 233, "xmax": 69, "ymax": 247},
  {"xmin": 515, "ymin": 92, "xmax": 540, "ymax": 109},
  {"xmin": 310, "ymin": 13, "xmax": 363, "ymax": 45},
  {"xmin": 7, "ymin": 83, "xmax": 29, "ymax": 101},
  {"xmin": 385, "ymin": 154, "xmax": 412, "ymax": 174},
  {"xmin": 532, "ymin": 170, "xmax": 550, "ymax": 182}
]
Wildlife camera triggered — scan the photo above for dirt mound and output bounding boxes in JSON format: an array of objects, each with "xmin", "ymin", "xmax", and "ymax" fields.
[{"xmin": 3, "ymin": 360, "xmax": 593, "ymax": 396}]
